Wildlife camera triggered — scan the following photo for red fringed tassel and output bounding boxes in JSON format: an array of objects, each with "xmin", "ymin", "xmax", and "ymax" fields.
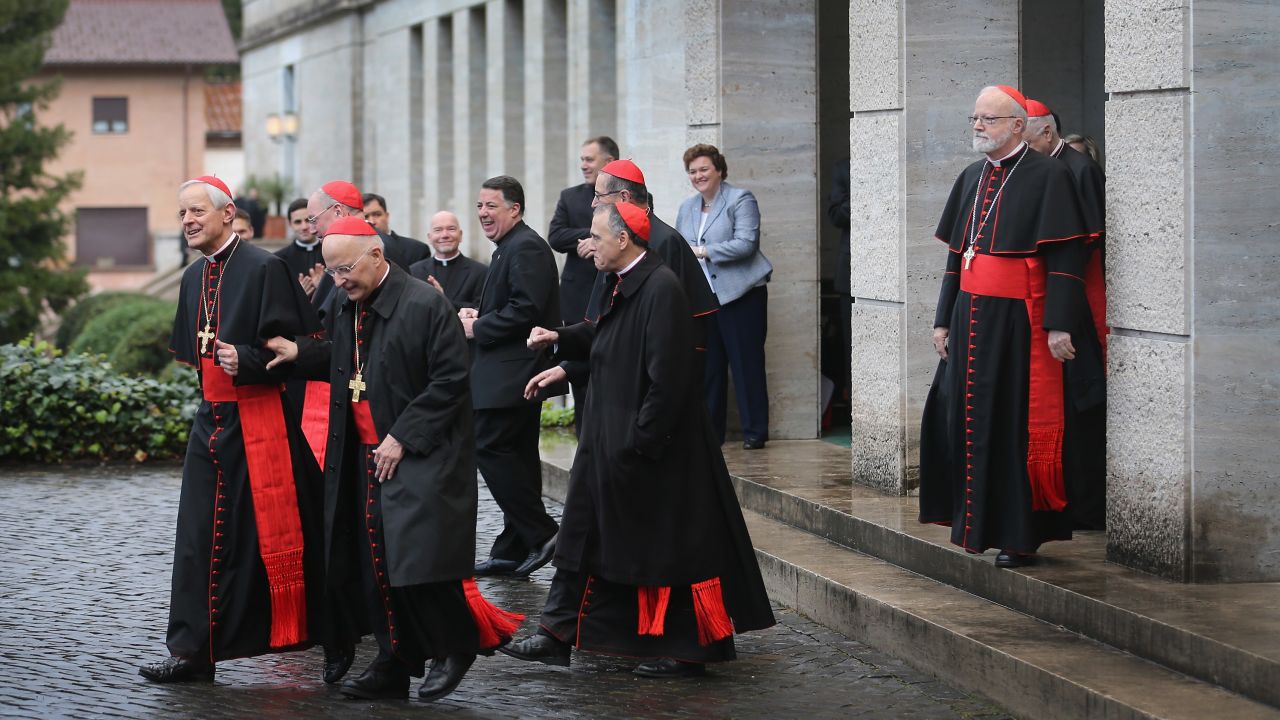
[
  {"xmin": 1027, "ymin": 427, "xmax": 1067, "ymax": 512},
  {"xmin": 263, "ymin": 548, "xmax": 308, "ymax": 648},
  {"xmin": 637, "ymin": 586, "xmax": 671, "ymax": 636},
  {"xmin": 691, "ymin": 578, "xmax": 734, "ymax": 646},
  {"xmin": 463, "ymin": 578, "xmax": 525, "ymax": 650}
]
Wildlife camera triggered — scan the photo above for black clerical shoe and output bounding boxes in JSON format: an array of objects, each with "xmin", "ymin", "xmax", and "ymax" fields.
[
  {"xmin": 339, "ymin": 660, "xmax": 410, "ymax": 700},
  {"xmin": 417, "ymin": 653, "xmax": 476, "ymax": 702},
  {"xmin": 474, "ymin": 557, "xmax": 521, "ymax": 577},
  {"xmin": 323, "ymin": 643, "xmax": 355, "ymax": 684},
  {"xmin": 498, "ymin": 634, "xmax": 571, "ymax": 667},
  {"xmin": 995, "ymin": 550, "xmax": 1037, "ymax": 568},
  {"xmin": 742, "ymin": 438, "xmax": 766, "ymax": 450},
  {"xmin": 633, "ymin": 658, "xmax": 706, "ymax": 678},
  {"xmin": 512, "ymin": 534, "xmax": 557, "ymax": 578},
  {"xmin": 138, "ymin": 656, "xmax": 214, "ymax": 683}
]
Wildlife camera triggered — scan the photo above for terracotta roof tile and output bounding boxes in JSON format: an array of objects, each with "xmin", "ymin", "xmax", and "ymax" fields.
[
  {"xmin": 45, "ymin": 0, "xmax": 238, "ymax": 66},
  {"xmin": 205, "ymin": 81, "xmax": 241, "ymax": 135}
]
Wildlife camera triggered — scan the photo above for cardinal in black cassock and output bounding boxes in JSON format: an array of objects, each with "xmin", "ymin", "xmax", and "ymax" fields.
[
  {"xmin": 140, "ymin": 176, "xmax": 334, "ymax": 683},
  {"xmin": 918, "ymin": 86, "xmax": 1094, "ymax": 568},
  {"xmin": 267, "ymin": 216, "xmax": 522, "ymax": 702},
  {"xmin": 502, "ymin": 203, "xmax": 774, "ymax": 679}
]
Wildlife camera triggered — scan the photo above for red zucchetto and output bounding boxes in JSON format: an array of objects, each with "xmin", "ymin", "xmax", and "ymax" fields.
[
  {"xmin": 1025, "ymin": 99, "xmax": 1052, "ymax": 118},
  {"xmin": 325, "ymin": 216, "xmax": 378, "ymax": 237},
  {"xmin": 190, "ymin": 175, "xmax": 232, "ymax": 200},
  {"xmin": 601, "ymin": 159, "xmax": 646, "ymax": 186},
  {"xmin": 615, "ymin": 202, "xmax": 651, "ymax": 242},
  {"xmin": 995, "ymin": 84, "xmax": 1029, "ymax": 112},
  {"xmin": 321, "ymin": 180, "xmax": 364, "ymax": 209}
]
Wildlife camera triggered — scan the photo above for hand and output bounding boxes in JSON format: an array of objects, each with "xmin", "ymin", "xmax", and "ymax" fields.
[
  {"xmin": 305, "ymin": 263, "xmax": 326, "ymax": 297},
  {"xmin": 214, "ymin": 340, "xmax": 239, "ymax": 376},
  {"xmin": 298, "ymin": 272, "xmax": 314, "ymax": 297},
  {"xmin": 1048, "ymin": 330, "xmax": 1076, "ymax": 362},
  {"xmin": 576, "ymin": 238, "xmax": 594, "ymax": 259},
  {"xmin": 457, "ymin": 307, "xmax": 478, "ymax": 320},
  {"xmin": 693, "ymin": 245, "xmax": 707, "ymax": 260},
  {"xmin": 263, "ymin": 336, "xmax": 299, "ymax": 370},
  {"xmin": 373, "ymin": 434, "xmax": 405, "ymax": 482},
  {"xmin": 460, "ymin": 315, "xmax": 476, "ymax": 339},
  {"xmin": 524, "ymin": 366, "xmax": 568, "ymax": 401},
  {"xmin": 932, "ymin": 327, "xmax": 949, "ymax": 360},
  {"xmin": 526, "ymin": 326, "xmax": 560, "ymax": 351},
  {"xmin": 425, "ymin": 275, "xmax": 445, "ymax": 295}
]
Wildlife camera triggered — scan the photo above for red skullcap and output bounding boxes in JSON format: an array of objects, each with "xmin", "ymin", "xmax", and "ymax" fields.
[
  {"xmin": 995, "ymin": 84, "xmax": 1029, "ymax": 112},
  {"xmin": 1025, "ymin": 99, "xmax": 1052, "ymax": 118},
  {"xmin": 615, "ymin": 202, "xmax": 651, "ymax": 242},
  {"xmin": 321, "ymin": 180, "xmax": 364, "ymax": 209},
  {"xmin": 325, "ymin": 216, "xmax": 379, "ymax": 237},
  {"xmin": 191, "ymin": 175, "xmax": 232, "ymax": 200},
  {"xmin": 601, "ymin": 159, "xmax": 646, "ymax": 186}
]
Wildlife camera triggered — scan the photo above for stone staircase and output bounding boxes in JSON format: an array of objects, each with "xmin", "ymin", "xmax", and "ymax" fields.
[{"xmin": 538, "ymin": 435, "xmax": 1280, "ymax": 720}]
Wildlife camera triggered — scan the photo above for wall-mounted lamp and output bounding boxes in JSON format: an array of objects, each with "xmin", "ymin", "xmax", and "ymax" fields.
[{"xmin": 266, "ymin": 111, "xmax": 299, "ymax": 142}]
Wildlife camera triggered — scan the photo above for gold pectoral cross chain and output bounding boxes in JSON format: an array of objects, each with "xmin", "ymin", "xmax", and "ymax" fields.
[
  {"xmin": 351, "ymin": 304, "xmax": 369, "ymax": 402},
  {"xmin": 197, "ymin": 323, "xmax": 216, "ymax": 355},
  {"xmin": 348, "ymin": 373, "xmax": 367, "ymax": 402}
]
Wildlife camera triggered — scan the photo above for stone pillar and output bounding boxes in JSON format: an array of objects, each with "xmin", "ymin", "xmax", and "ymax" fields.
[
  {"xmin": 567, "ymin": 0, "xmax": 618, "ymax": 168},
  {"xmin": 523, "ymin": 0, "xmax": 569, "ymax": 237},
  {"xmin": 452, "ymin": 6, "xmax": 488, "ymax": 260},
  {"xmin": 423, "ymin": 17, "xmax": 452, "ymax": 234},
  {"xmin": 486, "ymin": 0, "xmax": 525, "ymax": 183},
  {"xmin": 847, "ymin": 0, "xmax": 905, "ymax": 493},
  {"xmin": 363, "ymin": 27, "xmax": 414, "ymax": 231},
  {"xmin": 718, "ymin": 0, "xmax": 820, "ymax": 440}
]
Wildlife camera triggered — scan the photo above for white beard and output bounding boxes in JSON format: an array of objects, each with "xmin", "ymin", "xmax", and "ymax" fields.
[{"xmin": 972, "ymin": 125, "xmax": 1013, "ymax": 154}]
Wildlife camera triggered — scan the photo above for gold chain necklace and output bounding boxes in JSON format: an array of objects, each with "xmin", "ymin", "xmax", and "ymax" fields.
[{"xmin": 349, "ymin": 304, "xmax": 368, "ymax": 402}]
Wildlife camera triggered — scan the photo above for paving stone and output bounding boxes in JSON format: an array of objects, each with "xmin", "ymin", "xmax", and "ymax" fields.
[{"xmin": 0, "ymin": 463, "xmax": 1003, "ymax": 719}]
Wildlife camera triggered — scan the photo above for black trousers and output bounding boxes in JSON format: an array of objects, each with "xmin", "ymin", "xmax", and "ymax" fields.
[
  {"xmin": 705, "ymin": 285, "xmax": 770, "ymax": 444},
  {"xmin": 474, "ymin": 405, "xmax": 558, "ymax": 562}
]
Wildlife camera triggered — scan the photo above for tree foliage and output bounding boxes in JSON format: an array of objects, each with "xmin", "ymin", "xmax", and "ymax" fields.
[{"xmin": 0, "ymin": 0, "xmax": 87, "ymax": 344}]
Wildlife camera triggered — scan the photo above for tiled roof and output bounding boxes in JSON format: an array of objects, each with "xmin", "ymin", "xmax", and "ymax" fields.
[
  {"xmin": 45, "ymin": 0, "xmax": 239, "ymax": 66},
  {"xmin": 205, "ymin": 81, "xmax": 241, "ymax": 135}
]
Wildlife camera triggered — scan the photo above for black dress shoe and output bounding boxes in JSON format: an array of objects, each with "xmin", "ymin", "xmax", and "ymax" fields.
[
  {"xmin": 742, "ymin": 438, "xmax": 766, "ymax": 450},
  {"xmin": 323, "ymin": 643, "xmax": 355, "ymax": 684},
  {"xmin": 512, "ymin": 534, "xmax": 557, "ymax": 577},
  {"xmin": 340, "ymin": 661, "xmax": 410, "ymax": 700},
  {"xmin": 995, "ymin": 550, "xmax": 1037, "ymax": 568},
  {"xmin": 474, "ymin": 557, "xmax": 521, "ymax": 577},
  {"xmin": 498, "ymin": 634, "xmax": 571, "ymax": 667},
  {"xmin": 417, "ymin": 653, "xmax": 476, "ymax": 702},
  {"xmin": 138, "ymin": 656, "xmax": 214, "ymax": 683},
  {"xmin": 633, "ymin": 658, "xmax": 706, "ymax": 678}
]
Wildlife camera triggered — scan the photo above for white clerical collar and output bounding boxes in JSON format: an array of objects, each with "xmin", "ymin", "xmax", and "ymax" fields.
[
  {"xmin": 203, "ymin": 232, "xmax": 238, "ymax": 259},
  {"xmin": 434, "ymin": 251, "xmax": 461, "ymax": 265},
  {"xmin": 618, "ymin": 251, "xmax": 647, "ymax": 277},
  {"xmin": 375, "ymin": 264, "xmax": 390, "ymax": 288},
  {"xmin": 294, "ymin": 237, "xmax": 320, "ymax": 251},
  {"xmin": 1050, "ymin": 139, "xmax": 1066, "ymax": 158},
  {"xmin": 988, "ymin": 142, "xmax": 1027, "ymax": 167}
]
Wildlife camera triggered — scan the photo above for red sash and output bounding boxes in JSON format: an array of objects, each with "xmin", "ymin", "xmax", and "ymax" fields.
[
  {"xmin": 200, "ymin": 357, "xmax": 308, "ymax": 647},
  {"xmin": 299, "ymin": 381, "xmax": 331, "ymax": 467},
  {"xmin": 351, "ymin": 400, "xmax": 380, "ymax": 445},
  {"xmin": 960, "ymin": 255, "xmax": 1067, "ymax": 512}
]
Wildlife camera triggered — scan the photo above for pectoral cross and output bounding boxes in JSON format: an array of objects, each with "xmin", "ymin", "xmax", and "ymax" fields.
[
  {"xmin": 963, "ymin": 244, "xmax": 976, "ymax": 270},
  {"xmin": 197, "ymin": 323, "xmax": 216, "ymax": 355},
  {"xmin": 348, "ymin": 372, "xmax": 367, "ymax": 402}
]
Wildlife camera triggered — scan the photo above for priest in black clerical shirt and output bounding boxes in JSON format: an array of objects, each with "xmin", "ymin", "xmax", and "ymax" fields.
[
  {"xmin": 409, "ymin": 210, "xmax": 487, "ymax": 310},
  {"xmin": 276, "ymin": 197, "xmax": 332, "ymax": 309}
]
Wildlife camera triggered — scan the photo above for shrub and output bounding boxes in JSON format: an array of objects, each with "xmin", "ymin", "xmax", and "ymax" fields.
[
  {"xmin": 0, "ymin": 339, "xmax": 199, "ymax": 463},
  {"xmin": 540, "ymin": 401, "xmax": 574, "ymax": 428},
  {"xmin": 54, "ymin": 291, "xmax": 141, "ymax": 349},
  {"xmin": 69, "ymin": 297, "xmax": 176, "ymax": 376}
]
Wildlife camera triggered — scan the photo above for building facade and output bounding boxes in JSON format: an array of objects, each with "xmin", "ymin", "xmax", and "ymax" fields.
[{"xmin": 241, "ymin": 0, "xmax": 1279, "ymax": 583}]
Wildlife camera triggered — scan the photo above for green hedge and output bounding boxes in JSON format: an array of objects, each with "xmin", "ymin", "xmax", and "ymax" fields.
[
  {"xmin": 54, "ymin": 291, "xmax": 142, "ymax": 349},
  {"xmin": 68, "ymin": 296, "xmax": 175, "ymax": 377},
  {"xmin": 540, "ymin": 401, "xmax": 574, "ymax": 428},
  {"xmin": 0, "ymin": 339, "xmax": 198, "ymax": 463}
]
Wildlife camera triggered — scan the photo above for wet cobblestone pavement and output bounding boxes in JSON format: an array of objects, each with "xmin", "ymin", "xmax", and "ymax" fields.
[{"xmin": 0, "ymin": 464, "xmax": 1007, "ymax": 719}]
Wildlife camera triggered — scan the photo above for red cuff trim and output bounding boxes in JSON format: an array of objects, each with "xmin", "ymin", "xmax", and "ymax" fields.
[{"xmin": 1049, "ymin": 272, "xmax": 1084, "ymax": 283}]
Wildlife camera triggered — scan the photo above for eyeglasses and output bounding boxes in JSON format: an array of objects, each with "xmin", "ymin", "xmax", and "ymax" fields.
[
  {"xmin": 324, "ymin": 247, "xmax": 374, "ymax": 278},
  {"xmin": 593, "ymin": 189, "xmax": 624, "ymax": 201},
  {"xmin": 968, "ymin": 115, "xmax": 1018, "ymax": 126},
  {"xmin": 306, "ymin": 203, "xmax": 338, "ymax": 226}
]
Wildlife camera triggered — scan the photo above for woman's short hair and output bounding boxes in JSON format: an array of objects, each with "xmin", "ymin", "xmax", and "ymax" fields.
[{"xmin": 682, "ymin": 143, "xmax": 728, "ymax": 180}]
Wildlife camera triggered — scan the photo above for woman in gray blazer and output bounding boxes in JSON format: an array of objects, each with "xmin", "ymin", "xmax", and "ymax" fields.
[{"xmin": 676, "ymin": 144, "xmax": 773, "ymax": 449}]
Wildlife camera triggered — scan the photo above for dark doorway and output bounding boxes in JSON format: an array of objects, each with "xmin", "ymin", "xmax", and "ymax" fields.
[
  {"xmin": 1021, "ymin": 0, "xmax": 1106, "ymax": 160},
  {"xmin": 817, "ymin": 0, "xmax": 851, "ymax": 443}
]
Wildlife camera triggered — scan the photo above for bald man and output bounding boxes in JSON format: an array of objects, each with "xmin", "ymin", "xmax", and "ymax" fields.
[
  {"xmin": 408, "ymin": 210, "xmax": 488, "ymax": 310},
  {"xmin": 264, "ymin": 216, "xmax": 521, "ymax": 701}
]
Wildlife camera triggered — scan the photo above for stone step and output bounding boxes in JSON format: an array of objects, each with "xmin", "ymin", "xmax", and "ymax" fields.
[
  {"xmin": 741, "ymin": 507, "xmax": 1280, "ymax": 720},
  {"xmin": 716, "ymin": 440, "xmax": 1280, "ymax": 712}
]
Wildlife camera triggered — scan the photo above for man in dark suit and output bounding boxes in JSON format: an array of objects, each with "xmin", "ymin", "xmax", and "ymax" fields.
[
  {"xmin": 363, "ymin": 192, "xmax": 431, "ymax": 269},
  {"xmin": 548, "ymin": 136, "xmax": 618, "ymax": 432},
  {"xmin": 408, "ymin": 210, "xmax": 487, "ymax": 310},
  {"xmin": 458, "ymin": 176, "xmax": 563, "ymax": 579}
]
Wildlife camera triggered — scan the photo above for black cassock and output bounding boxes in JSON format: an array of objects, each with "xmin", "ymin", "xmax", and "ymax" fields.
[
  {"xmin": 919, "ymin": 143, "xmax": 1095, "ymax": 555},
  {"xmin": 294, "ymin": 265, "xmax": 518, "ymax": 668},
  {"xmin": 540, "ymin": 252, "xmax": 774, "ymax": 662},
  {"xmin": 273, "ymin": 238, "xmax": 333, "ymax": 429},
  {"xmin": 382, "ymin": 231, "xmax": 431, "ymax": 271},
  {"xmin": 165, "ymin": 236, "xmax": 331, "ymax": 664},
  {"xmin": 407, "ymin": 253, "xmax": 488, "ymax": 310}
]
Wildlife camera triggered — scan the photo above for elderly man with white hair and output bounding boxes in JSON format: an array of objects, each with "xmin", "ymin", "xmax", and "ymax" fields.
[
  {"xmin": 140, "ymin": 175, "xmax": 326, "ymax": 683},
  {"xmin": 918, "ymin": 86, "xmax": 1094, "ymax": 569}
]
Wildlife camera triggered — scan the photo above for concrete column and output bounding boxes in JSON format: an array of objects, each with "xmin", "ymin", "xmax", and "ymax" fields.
[
  {"xmin": 567, "ymin": 0, "xmax": 618, "ymax": 172},
  {"xmin": 718, "ymin": 0, "xmax": 819, "ymax": 440},
  {"xmin": 522, "ymin": 0, "xmax": 569, "ymax": 236},
  {"xmin": 683, "ymin": 0, "xmax": 720, "ymax": 148},
  {"xmin": 363, "ymin": 27, "xmax": 414, "ymax": 230},
  {"xmin": 847, "ymin": 0, "xmax": 905, "ymax": 493},
  {"xmin": 423, "ymin": 17, "xmax": 453, "ymax": 234},
  {"xmin": 452, "ymin": 6, "xmax": 488, "ymax": 260},
  {"xmin": 486, "ymin": 0, "xmax": 525, "ymax": 182}
]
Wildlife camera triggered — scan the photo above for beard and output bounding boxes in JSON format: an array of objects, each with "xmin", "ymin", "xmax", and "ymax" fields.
[{"xmin": 972, "ymin": 125, "xmax": 1013, "ymax": 154}]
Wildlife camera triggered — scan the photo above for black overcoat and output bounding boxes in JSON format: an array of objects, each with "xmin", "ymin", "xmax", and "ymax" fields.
[
  {"xmin": 547, "ymin": 183, "xmax": 597, "ymax": 325},
  {"xmin": 295, "ymin": 265, "xmax": 477, "ymax": 587},
  {"xmin": 552, "ymin": 253, "xmax": 774, "ymax": 633}
]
